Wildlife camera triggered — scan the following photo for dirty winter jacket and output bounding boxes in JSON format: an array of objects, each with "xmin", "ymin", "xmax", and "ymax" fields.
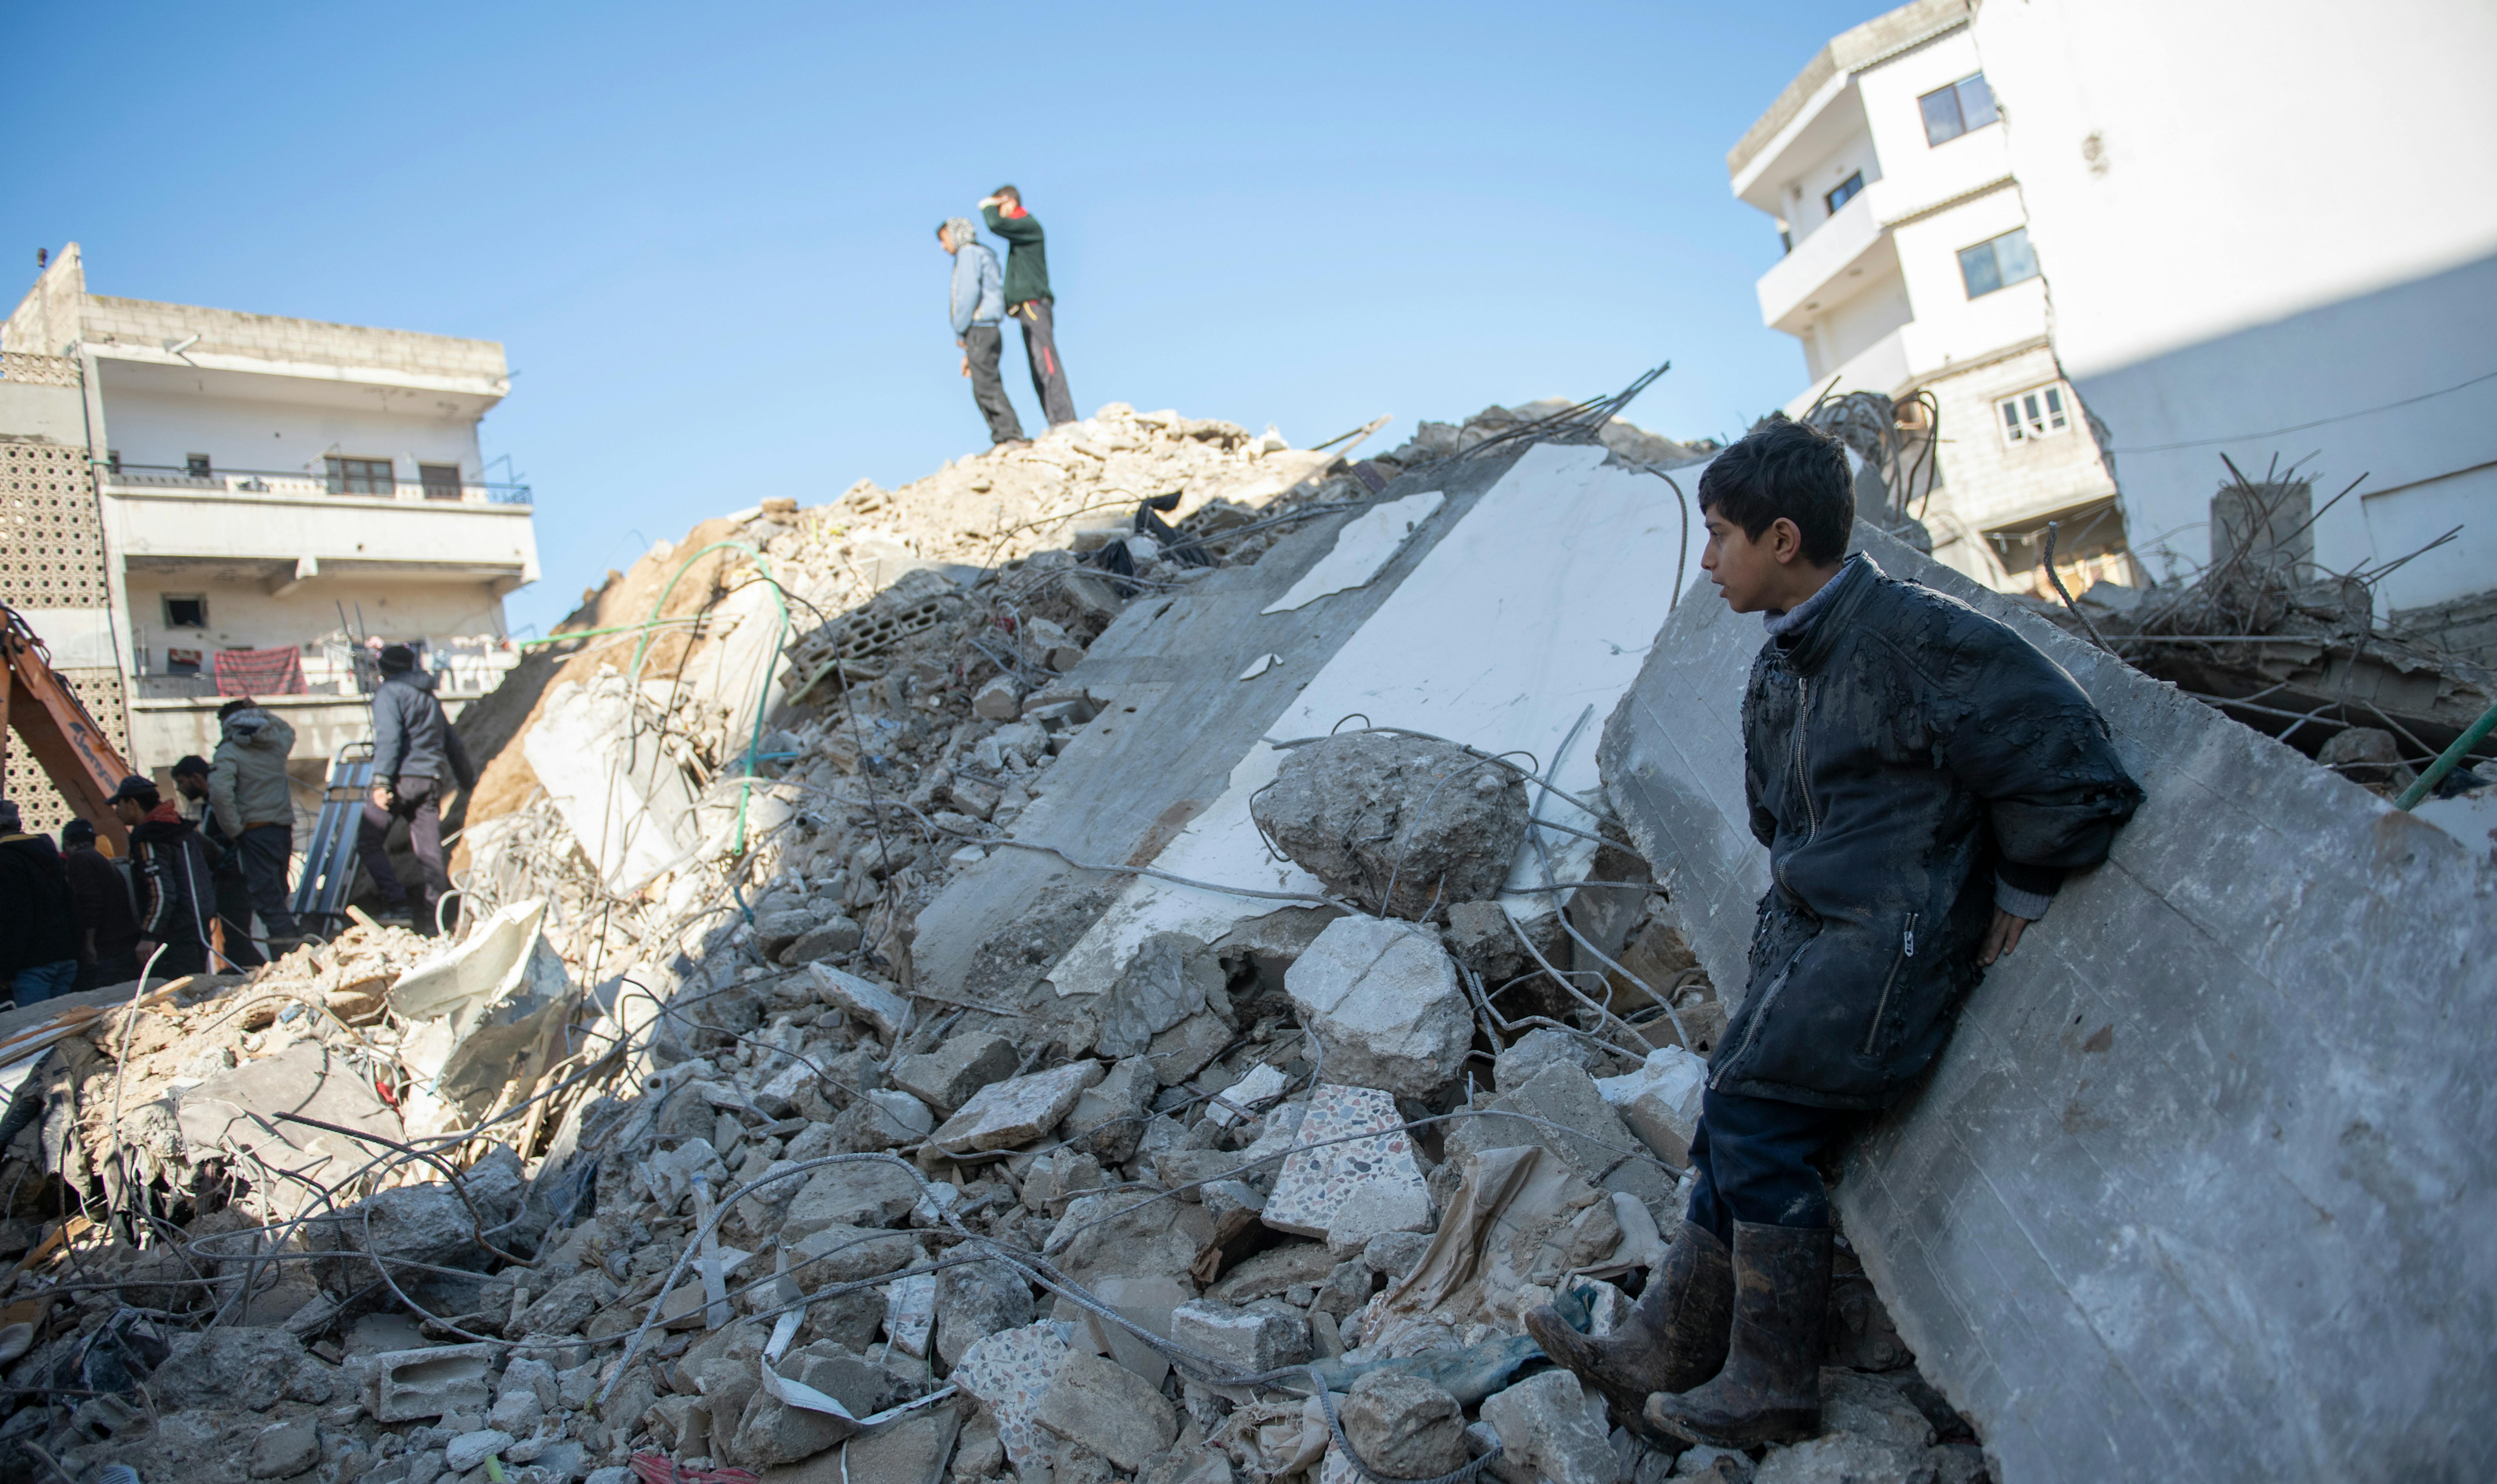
[
  {"xmin": 209, "ymin": 704, "xmax": 296, "ymax": 838},
  {"xmin": 128, "ymin": 802, "xmax": 213, "ymax": 951},
  {"xmin": 371, "ymin": 667, "xmax": 447, "ymax": 781},
  {"xmin": 0, "ymin": 832, "xmax": 79, "ymax": 973},
  {"xmin": 950, "ymin": 239, "xmax": 1006, "ymax": 336},
  {"xmin": 63, "ymin": 843, "xmax": 140, "ymax": 965},
  {"xmin": 979, "ymin": 201, "xmax": 1054, "ymax": 308},
  {"xmin": 1713, "ymin": 554, "xmax": 2142, "ymax": 1109}
]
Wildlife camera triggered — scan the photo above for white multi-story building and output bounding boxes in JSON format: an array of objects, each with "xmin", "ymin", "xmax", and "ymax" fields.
[
  {"xmin": 1736, "ymin": 0, "xmax": 2497, "ymax": 632},
  {"xmin": 1731, "ymin": 0, "xmax": 2125, "ymax": 596},
  {"xmin": 2, "ymin": 242, "xmax": 537, "ymax": 783}
]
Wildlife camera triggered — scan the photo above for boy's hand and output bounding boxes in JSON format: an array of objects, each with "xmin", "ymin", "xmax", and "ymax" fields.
[{"xmin": 1978, "ymin": 908, "xmax": 2030, "ymax": 966}]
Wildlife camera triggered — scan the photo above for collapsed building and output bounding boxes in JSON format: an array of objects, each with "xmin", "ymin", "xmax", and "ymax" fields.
[{"xmin": 0, "ymin": 387, "xmax": 2490, "ymax": 1484}]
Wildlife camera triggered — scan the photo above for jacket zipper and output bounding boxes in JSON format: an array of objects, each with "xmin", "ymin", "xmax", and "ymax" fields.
[
  {"xmin": 1793, "ymin": 676, "xmax": 1816, "ymax": 839},
  {"xmin": 1861, "ymin": 913, "xmax": 1918, "ymax": 1057}
]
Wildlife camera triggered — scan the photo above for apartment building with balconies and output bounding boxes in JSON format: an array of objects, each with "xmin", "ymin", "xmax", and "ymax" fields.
[
  {"xmin": 1730, "ymin": 0, "xmax": 2128, "ymax": 596},
  {"xmin": 2, "ymin": 243, "xmax": 537, "ymax": 776}
]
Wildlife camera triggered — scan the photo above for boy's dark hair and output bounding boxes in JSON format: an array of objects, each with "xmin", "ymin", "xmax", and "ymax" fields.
[
  {"xmin": 1696, "ymin": 415, "xmax": 1856, "ymax": 565},
  {"xmin": 992, "ymin": 183, "xmax": 1021, "ymax": 205}
]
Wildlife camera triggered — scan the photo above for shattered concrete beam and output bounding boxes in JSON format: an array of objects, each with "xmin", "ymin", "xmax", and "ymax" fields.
[{"xmin": 1599, "ymin": 521, "xmax": 2497, "ymax": 1483}]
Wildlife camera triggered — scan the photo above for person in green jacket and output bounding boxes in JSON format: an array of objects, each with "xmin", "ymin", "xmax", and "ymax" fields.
[{"xmin": 978, "ymin": 184, "xmax": 1078, "ymax": 427}]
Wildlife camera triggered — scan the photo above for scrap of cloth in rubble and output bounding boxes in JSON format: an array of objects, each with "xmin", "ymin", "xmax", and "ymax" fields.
[{"xmin": 212, "ymin": 644, "xmax": 306, "ymax": 697}]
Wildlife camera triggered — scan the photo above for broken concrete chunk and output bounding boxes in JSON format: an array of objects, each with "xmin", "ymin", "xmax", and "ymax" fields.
[
  {"xmin": 781, "ymin": 1160, "xmax": 925, "ymax": 1236},
  {"xmin": 1749, "ymin": 1431, "xmax": 1933, "ymax": 1484},
  {"xmin": 1171, "ymin": 1298, "xmax": 1313, "ymax": 1376},
  {"xmin": 249, "ymin": 1415, "xmax": 322, "ymax": 1480},
  {"xmin": 950, "ymin": 1319, "xmax": 1072, "ymax": 1474},
  {"xmin": 1818, "ymin": 1368, "xmax": 1938, "ymax": 1452},
  {"xmin": 1286, "ymin": 917, "xmax": 1472, "ymax": 1098},
  {"xmin": 974, "ymin": 674, "xmax": 1026, "ymax": 720},
  {"xmin": 1445, "ymin": 1061, "xmax": 1676, "ymax": 1207},
  {"xmin": 1144, "ymin": 1007, "xmax": 1236, "ymax": 1087},
  {"xmin": 1341, "ymin": 1369, "xmax": 1471, "ymax": 1479},
  {"xmin": 1064, "ymin": 1056, "xmax": 1157, "ymax": 1164},
  {"xmin": 931, "ymin": 1060, "xmax": 1105, "ymax": 1154},
  {"xmin": 937, "ymin": 1259, "xmax": 1039, "ymax": 1369},
  {"xmin": 788, "ymin": 1223, "xmax": 923, "ymax": 1288},
  {"xmin": 804, "ymin": 962, "xmax": 910, "ymax": 1041},
  {"xmin": 1264, "ymin": 1084, "xmax": 1433, "ymax": 1247},
  {"xmin": 780, "ymin": 915, "xmax": 865, "ymax": 965},
  {"xmin": 1322, "ymin": 1174, "xmax": 1437, "ymax": 1259},
  {"xmin": 835, "ymin": 1087, "xmax": 936, "ymax": 1151},
  {"xmin": 444, "ymin": 1428, "xmax": 518, "ymax": 1474},
  {"xmin": 150, "ymin": 1326, "xmax": 319, "ymax": 1413},
  {"xmin": 891, "ymin": 1031, "xmax": 1020, "ymax": 1115},
  {"xmin": 1250, "ymin": 732, "xmax": 1529, "ymax": 918},
  {"xmin": 883, "ymin": 1271, "xmax": 937, "ymax": 1357},
  {"xmin": 1479, "ymin": 1370, "xmax": 1617, "ymax": 1484},
  {"xmin": 1495, "ymin": 1026, "xmax": 1600, "ymax": 1093},
  {"xmin": 1209, "ymin": 1241, "xmax": 1338, "ymax": 1304},
  {"xmin": 1205, "ymin": 1062, "xmax": 1289, "ymax": 1127},
  {"xmin": 1597, "ymin": 1045, "xmax": 1708, "ymax": 1169},
  {"xmin": 1098, "ymin": 933, "xmax": 1231, "ymax": 1058},
  {"xmin": 1034, "ymin": 1348, "xmax": 1182, "ymax": 1471}
]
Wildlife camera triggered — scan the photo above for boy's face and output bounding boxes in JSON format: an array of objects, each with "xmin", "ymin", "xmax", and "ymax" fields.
[{"xmin": 1701, "ymin": 507, "xmax": 1805, "ymax": 614}]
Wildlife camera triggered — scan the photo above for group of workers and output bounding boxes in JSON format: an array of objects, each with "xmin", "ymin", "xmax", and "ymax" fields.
[
  {"xmin": 0, "ymin": 641, "xmax": 462, "ymax": 1006},
  {"xmin": 938, "ymin": 184, "xmax": 1077, "ymax": 446}
]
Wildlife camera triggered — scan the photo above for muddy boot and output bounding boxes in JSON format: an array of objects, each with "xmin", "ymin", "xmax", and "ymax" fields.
[
  {"xmin": 1524, "ymin": 1219, "xmax": 1734, "ymax": 1429},
  {"xmin": 1645, "ymin": 1220, "xmax": 1831, "ymax": 1448}
]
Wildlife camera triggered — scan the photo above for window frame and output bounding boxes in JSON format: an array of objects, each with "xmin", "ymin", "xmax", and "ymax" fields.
[
  {"xmin": 1958, "ymin": 226, "xmax": 2040, "ymax": 299},
  {"xmin": 326, "ymin": 455, "xmax": 397, "ymax": 497},
  {"xmin": 419, "ymin": 462, "xmax": 464, "ymax": 501},
  {"xmin": 183, "ymin": 453, "xmax": 212, "ymax": 479},
  {"xmin": 1824, "ymin": 171, "xmax": 1866, "ymax": 217},
  {"xmin": 1919, "ymin": 72, "xmax": 1999, "ymax": 147},
  {"xmin": 163, "ymin": 593, "xmax": 209, "ymax": 629},
  {"xmin": 1997, "ymin": 383, "xmax": 2073, "ymax": 445}
]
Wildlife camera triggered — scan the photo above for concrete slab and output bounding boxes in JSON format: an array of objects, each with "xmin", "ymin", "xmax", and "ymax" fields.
[{"xmin": 1598, "ymin": 522, "xmax": 2497, "ymax": 1483}]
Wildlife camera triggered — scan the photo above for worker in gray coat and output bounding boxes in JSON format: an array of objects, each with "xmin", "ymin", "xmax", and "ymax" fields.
[
  {"xmin": 208, "ymin": 696, "xmax": 301, "ymax": 948},
  {"xmin": 940, "ymin": 217, "xmax": 1025, "ymax": 447},
  {"xmin": 357, "ymin": 644, "xmax": 454, "ymax": 933}
]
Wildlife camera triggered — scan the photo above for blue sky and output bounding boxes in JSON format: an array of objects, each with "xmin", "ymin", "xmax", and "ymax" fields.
[{"xmin": 3, "ymin": 2, "xmax": 1873, "ymax": 637}]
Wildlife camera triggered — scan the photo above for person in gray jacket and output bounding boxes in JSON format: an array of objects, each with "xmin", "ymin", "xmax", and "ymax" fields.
[
  {"xmin": 208, "ymin": 696, "xmax": 301, "ymax": 948},
  {"xmin": 358, "ymin": 644, "xmax": 453, "ymax": 933},
  {"xmin": 939, "ymin": 217, "xmax": 1025, "ymax": 448}
]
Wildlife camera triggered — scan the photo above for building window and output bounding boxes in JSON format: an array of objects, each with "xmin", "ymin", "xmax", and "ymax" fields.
[
  {"xmin": 184, "ymin": 453, "xmax": 211, "ymax": 478},
  {"xmin": 327, "ymin": 456, "xmax": 395, "ymax": 496},
  {"xmin": 166, "ymin": 646, "xmax": 203, "ymax": 677},
  {"xmin": 163, "ymin": 594, "xmax": 208, "ymax": 628},
  {"xmin": 1824, "ymin": 171, "xmax": 1865, "ymax": 216},
  {"xmin": 1920, "ymin": 73, "xmax": 1999, "ymax": 146},
  {"xmin": 1998, "ymin": 384, "xmax": 2072, "ymax": 443},
  {"xmin": 106, "ymin": 449, "xmax": 121, "ymax": 473},
  {"xmin": 1958, "ymin": 227, "xmax": 2040, "ymax": 297},
  {"xmin": 420, "ymin": 462, "xmax": 463, "ymax": 500}
]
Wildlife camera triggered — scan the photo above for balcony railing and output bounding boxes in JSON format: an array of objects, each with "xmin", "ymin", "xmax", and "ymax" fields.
[{"xmin": 104, "ymin": 463, "xmax": 533, "ymax": 506}]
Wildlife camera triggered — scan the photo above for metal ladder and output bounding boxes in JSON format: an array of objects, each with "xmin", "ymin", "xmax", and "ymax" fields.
[{"xmin": 290, "ymin": 740, "xmax": 374, "ymax": 926}]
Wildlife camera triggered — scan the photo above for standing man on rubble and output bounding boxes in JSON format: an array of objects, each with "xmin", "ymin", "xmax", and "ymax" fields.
[
  {"xmin": 207, "ymin": 696, "xmax": 302, "ymax": 952},
  {"xmin": 1525, "ymin": 418, "xmax": 2143, "ymax": 1448},
  {"xmin": 359, "ymin": 643, "xmax": 463, "ymax": 934},
  {"xmin": 0, "ymin": 801, "xmax": 80, "ymax": 1005},
  {"xmin": 172, "ymin": 754, "xmax": 265, "ymax": 968},
  {"xmin": 110, "ymin": 774, "xmax": 217, "ymax": 978},
  {"xmin": 60, "ymin": 817, "xmax": 141, "ymax": 991},
  {"xmin": 939, "ymin": 217, "xmax": 1027, "ymax": 448},
  {"xmin": 978, "ymin": 185, "xmax": 1078, "ymax": 428}
]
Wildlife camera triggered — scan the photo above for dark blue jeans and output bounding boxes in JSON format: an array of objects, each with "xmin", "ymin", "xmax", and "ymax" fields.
[{"xmin": 1684, "ymin": 1087, "xmax": 1858, "ymax": 1241}]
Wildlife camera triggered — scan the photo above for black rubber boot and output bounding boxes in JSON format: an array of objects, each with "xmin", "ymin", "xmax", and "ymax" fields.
[
  {"xmin": 1525, "ymin": 1219, "xmax": 1734, "ymax": 1431},
  {"xmin": 1645, "ymin": 1220, "xmax": 1832, "ymax": 1448}
]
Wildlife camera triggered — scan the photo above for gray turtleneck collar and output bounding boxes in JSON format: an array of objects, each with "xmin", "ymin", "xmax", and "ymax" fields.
[{"xmin": 1763, "ymin": 553, "xmax": 1867, "ymax": 639}]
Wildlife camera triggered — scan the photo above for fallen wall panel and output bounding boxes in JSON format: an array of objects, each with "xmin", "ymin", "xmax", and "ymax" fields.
[{"xmin": 1598, "ymin": 524, "xmax": 2497, "ymax": 1484}]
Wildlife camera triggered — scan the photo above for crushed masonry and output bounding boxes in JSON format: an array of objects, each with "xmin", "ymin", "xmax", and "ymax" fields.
[{"xmin": 9, "ymin": 388, "xmax": 2487, "ymax": 1484}]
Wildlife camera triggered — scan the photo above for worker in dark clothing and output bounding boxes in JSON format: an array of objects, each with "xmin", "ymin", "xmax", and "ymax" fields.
[
  {"xmin": 173, "ymin": 754, "xmax": 265, "ymax": 969},
  {"xmin": 60, "ymin": 818, "xmax": 141, "ymax": 991},
  {"xmin": 110, "ymin": 775, "xmax": 217, "ymax": 979},
  {"xmin": 978, "ymin": 185, "xmax": 1078, "ymax": 428},
  {"xmin": 940, "ymin": 217, "xmax": 1026, "ymax": 448},
  {"xmin": 358, "ymin": 643, "xmax": 453, "ymax": 934},
  {"xmin": 0, "ymin": 800, "xmax": 80, "ymax": 1005},
  {"xmin": 1525, "ymin": 418, "xmax": 2144, "ymax": 1447},
  {"xmin": 208, "ymin": 696, "xmax": 302, "ymax": 952}
]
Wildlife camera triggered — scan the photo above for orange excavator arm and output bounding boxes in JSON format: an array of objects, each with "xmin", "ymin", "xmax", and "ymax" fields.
[{"xmin": 1, "ymin": 602, "xmax": 134, "ymax": 852}]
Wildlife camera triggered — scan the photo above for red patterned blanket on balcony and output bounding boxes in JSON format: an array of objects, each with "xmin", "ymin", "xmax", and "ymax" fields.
[{"xmin": 213, "ymin": 645, "xmax": 308, "ymax": 697}]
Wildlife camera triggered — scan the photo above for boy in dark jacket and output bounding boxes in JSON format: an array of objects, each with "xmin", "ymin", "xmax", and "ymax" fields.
[
  {"xmin": 0, "ymin": 800, "xmax": 80, "ymax": 1004},
  {"xmin": 1527, "ymin": 418, "xmax": 2142, "ymax": 1446},
  {"xmin": 978, "ymin": 185, "xmax": 1077, "ymax": 427},
  {"xmin": 358, "ymin": 644, "xmax": 454, "ymax": 933},
  {"xmin": 110, "ymin": 774, "xmax": 218, "ymax": 978},
  {"xmin": 61, "ymin": 817, "xmax": 142, "ymax": 991}
]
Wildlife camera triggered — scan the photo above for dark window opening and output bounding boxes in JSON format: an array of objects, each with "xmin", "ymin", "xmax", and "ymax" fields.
[
  {"xmin": 327, "ymin": 456, "xmax": 395, "ymax": 496},
  {"xmin": 163, "ymin": 595, "xmax": 208, "ymax": 629},
  {"xmin": 106, "ymin": 450, "xmax": 121, "ymax": 473},
  {"xmin": 420, "ymin": 463, "xmax": 463, "ymax": 500},
  {"xmin": 1958, "ymin": 227, "xmax": 2040, "ymax": 298},
  {"xmin": 184, "ymin": 453, "xmax": 211, "ymax": 478},
  {"xmin": 1824, "ymin": 171, "xmax": 1865, "ymax": 216},
  {"xmin": 1920, "ymin": 73, "xmax": 1999, "ymax": 146}
]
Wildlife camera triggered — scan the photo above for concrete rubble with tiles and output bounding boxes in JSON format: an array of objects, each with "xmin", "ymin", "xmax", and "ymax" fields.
[{"xmin": 23, "ymin": 388, "xmax": 2487, "ymax": 1484}]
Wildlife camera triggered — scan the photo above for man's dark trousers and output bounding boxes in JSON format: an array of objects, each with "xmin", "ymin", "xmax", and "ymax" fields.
[
  {"xmin": 357, "ymin": 774, "xmax": 450, "ymax": 927},
  {"xmin": 1012, "ymin": 299, "xmax": 1077, "ymax": 426},
  {"xmin": 237, "ymin": 823, "xmax": 300, "ymax": 943},
  {"xmin": 965, "ymin": 324, "xmax": 1025, "ymax": 445},
  {"xmin": 1684, "ymin": 1087, "xmax": 1859, "ymax": 1242},
  {"xmin": 203, "ymin": 830, "xmax": 266, "ymax": 969}
]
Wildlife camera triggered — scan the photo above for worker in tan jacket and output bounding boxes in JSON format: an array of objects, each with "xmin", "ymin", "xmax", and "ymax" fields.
[{"xmin": 207, "ymin": 696, "xmax": 301, "ymax": 949}]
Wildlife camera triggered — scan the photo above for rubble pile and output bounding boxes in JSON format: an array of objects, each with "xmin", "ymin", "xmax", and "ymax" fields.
[{"xmin": 0, "ymin": 400, "xmax": 1996, "ymax": 1484}]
